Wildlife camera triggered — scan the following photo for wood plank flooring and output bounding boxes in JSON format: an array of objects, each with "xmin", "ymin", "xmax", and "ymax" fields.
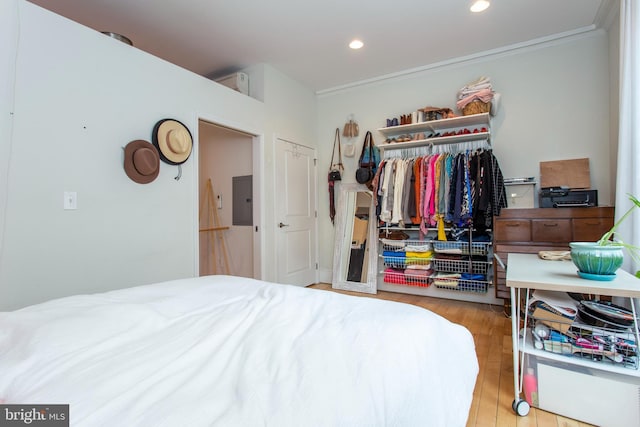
[{"xmin": 308, "ymin": 283, "xmax": 595, "ymax": 427}]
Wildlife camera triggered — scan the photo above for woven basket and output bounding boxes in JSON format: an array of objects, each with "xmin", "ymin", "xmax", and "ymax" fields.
[{"xmin": 461, "ymin": 100, "xmax": 490, "ymax": 116}]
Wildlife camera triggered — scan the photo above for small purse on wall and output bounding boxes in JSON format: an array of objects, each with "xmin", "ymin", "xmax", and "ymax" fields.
[
  {"xmin": 355, "ymin": 131, "xmax": 379, "ymax": 188},
  {"xmin": 328, "ymin": 128, "xmax": 343, "ymax": 223},
  {"xmin": 328, "ymin": 128, "xmax": 343, "ymax": 182}
]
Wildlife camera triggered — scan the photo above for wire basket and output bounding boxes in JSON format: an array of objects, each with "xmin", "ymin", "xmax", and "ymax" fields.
[
  {"xmin": 432, "ymin": 258, "xmax": 490, "ymax": 275},
  {"xmin": 461, "ymin": 100, "xmax": 490, "ymax": 116},
  {"xmin": 433, "ymin": 241, "xmax": 490, "ymax": 256},
  {"xmin": 382, "ymin": 239, "xmax": 433, "ymax": 269},
  {"xmin": 530, "ymin": 316, "xmax": 638, "ymax": 370},
  {"xmin": 383, "ymin": 268, "xmax": 432, "ymax": 288},
  {"xmin": 432, "ymin": 273, "xmax": 488, "ymax": 293},
  {"xmin": 382, "ymin": 254, "xmax": 407, "ymax": 269},
  {"xmin": 381, "ymin": 239, "xmax": 432, "ymax": 252}
]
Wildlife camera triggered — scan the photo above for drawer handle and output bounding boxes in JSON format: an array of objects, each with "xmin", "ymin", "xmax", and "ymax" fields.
[
  {"xmin": 543, "ymin": 223, "xmax": 558, "ymax": 227},
  {"xmin": 585, "ymin": 221, "xmax": 600, "ymax": 226},
  {"xmin": 506, "ymin": 224, "xmax": 520, "ymax": 227}
]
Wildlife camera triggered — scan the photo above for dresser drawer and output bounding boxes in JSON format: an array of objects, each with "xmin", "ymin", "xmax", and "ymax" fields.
[
  {"xmin": 572, "ymin": 217, "xmax": 613, "ymax": 242},
  {"xmin": 531, "ymin": 219, "xmax": 572, "ymax": 242},
  {"xmin": 494, "ymin": 219, "xmax": 531, "ymax": 242}
]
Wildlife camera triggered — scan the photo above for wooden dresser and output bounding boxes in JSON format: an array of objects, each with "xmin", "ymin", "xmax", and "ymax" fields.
[{"xmin": 492, "ymin": 207, "xmax": 615, "ymax": 303}]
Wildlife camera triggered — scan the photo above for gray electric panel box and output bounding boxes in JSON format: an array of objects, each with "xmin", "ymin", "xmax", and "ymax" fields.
[{"xmin": 232, "ymin": 175, "xmax": 253, "ymax": 226}]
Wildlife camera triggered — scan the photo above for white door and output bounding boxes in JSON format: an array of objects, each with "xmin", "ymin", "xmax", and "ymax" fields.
[{"xmin": 275, "ymin": 139, "xmax": 317, "ymax": 286}]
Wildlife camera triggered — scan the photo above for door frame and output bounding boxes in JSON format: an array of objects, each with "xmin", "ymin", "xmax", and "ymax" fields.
[{"xmin": 194, "ymin": 114, "xmax": 265, "ymax": 281}]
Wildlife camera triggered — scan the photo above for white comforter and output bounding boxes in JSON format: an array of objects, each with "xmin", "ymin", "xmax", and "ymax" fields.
[{"xmin": 0, "ymin": 276, "xmax": 478, "ymax": 426}]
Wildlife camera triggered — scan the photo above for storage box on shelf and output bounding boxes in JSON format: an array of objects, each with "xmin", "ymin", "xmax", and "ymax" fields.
[
  {"xmin": 518, "ymin": 310, "xmax": 640, "ymax": 426},
  {"xmin": 524, "ymin": 353, "xmax": 640, "ymax": 427}
]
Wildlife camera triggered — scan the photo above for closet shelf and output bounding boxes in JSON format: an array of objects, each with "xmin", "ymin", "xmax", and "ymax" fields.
[
  {"xmin": 376, "ymin": 112, "xmax": 490, "ymax": 138},
  {"xmin": 379, "ymin": 225, "xmax": 493, "ymax": 232},
  {"xmin": 376, "ymin": 132, "xmax": 490, "ymax": 151}
]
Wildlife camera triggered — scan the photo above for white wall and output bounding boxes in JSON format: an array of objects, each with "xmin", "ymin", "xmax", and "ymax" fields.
[
  {"xmin": 608, "ymin": 5, "xmax": 621, "ymax": 202},
  {"xmin": 0, "ymin": 1, "xmax": 316, "ymax": 310},
  {"xmin": 260, "ymin": 65, "xmax": 318, "ymax": 283},
  {"xmin": 0, "ymin": 1, "xmax": 617, "ymax": 306},
  {"xmin": 0, "ymin": 0, "xmax": 19, "ymax": 272},
  {"xmin": 317, "ymin": 31, "xmax": 612, "ymax": 281}
]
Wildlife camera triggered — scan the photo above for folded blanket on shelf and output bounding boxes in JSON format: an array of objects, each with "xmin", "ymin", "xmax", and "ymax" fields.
[
  {"xmin": 383, "ymin": 251, "xmax": 406, "ymax": 269},
  {"xmin": 434, "ymin": 241, "xmax": 477, "ymax": 254},
  {"xmin": 405, "ymin": 251, "xmax": 433, "ymax": 266},
  {"xmin": 383, "ymin": 250, "xmax": 405, "ymax": 259},
  {"xmin": 406, "ymin": 263, "xmax": 432, "ymax": 270},
  {"xmin": 406, "ymin": 251, "xmax": 432, "ymax": 259},
  {"xmin": 460, "ymin": 273, "xmax": 486, "ymax": 281},
  {"xmin": 405, "ymin": 269, "xmax": 434, "ymax": 287},
  {"xmin": 456, "ymin": 88, "xmax": 494, "ymax": 110},
  {"xmin": 405, "ymin": 243, "xmax": 432, "ymax": 252},
  {"xmin": 432, "ymin": 272, "xmax": 461, "ymax": 288},
  {"xmin": 381, "ymin": 238, "xmax": 406, "ymax": 249},
  {"xmin": 383, "ymin": 268, "xmax": 407, "ymax": 284},
  {"xmin": 434, "ymin": 253, "xmax": 463, "ymax": 260},
  {"xmin": 457, "ymin": 76, "xmax": 492, "ymax": 99},
  {"xmin": 406, "ymin": 269, "xmax": 434, "ymax": 279}
]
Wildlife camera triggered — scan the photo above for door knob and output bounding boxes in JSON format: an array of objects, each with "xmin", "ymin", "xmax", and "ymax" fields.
[{"xmin": 278, "ymin": 222, "xmax": 290, "ymax": 228}]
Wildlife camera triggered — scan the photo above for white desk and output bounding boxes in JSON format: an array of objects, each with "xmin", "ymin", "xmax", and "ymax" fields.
[
  {"xmin": 505, "ymin": 253, "xmax": 640, "ymax": 419},
  {"xmin": 506, "ymin": 253, "xmax": 640, "ymax": 298}
]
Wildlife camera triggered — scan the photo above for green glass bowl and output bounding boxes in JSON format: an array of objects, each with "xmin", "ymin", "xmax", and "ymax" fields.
[{"xmin": 570, "ymin": 242, "xmax": 624, "ymax": 277}]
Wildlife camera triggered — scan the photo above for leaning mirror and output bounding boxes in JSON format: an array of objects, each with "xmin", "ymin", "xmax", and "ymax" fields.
[{"xmin": 332, "ymin": 183, "xmax": 377, "ymax": 294}]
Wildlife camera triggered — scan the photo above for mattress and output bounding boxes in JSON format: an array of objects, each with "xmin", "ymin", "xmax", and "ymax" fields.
[{"xmin": 0, "ymin": 275, "xmax": 478, "ymax": 426}]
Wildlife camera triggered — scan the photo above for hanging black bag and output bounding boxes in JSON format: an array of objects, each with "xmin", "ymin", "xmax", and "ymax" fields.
[
  {"xmin": 356, "ymin": 131, "xmax": 378, "ymax": 188},
  {"xmin": 328, "ymin": 128, "xmax": 343, "ymax": 224}
]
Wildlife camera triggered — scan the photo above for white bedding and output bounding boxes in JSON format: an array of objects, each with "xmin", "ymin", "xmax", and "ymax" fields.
[{"xmin": 0, "ymin": 275, "xmax": 478, "ymax": 426}]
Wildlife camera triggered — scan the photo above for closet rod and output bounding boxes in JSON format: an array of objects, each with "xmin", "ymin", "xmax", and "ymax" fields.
[{"xmin": 382, "ymin": 139, "xmax": 490, "ymax": 159}]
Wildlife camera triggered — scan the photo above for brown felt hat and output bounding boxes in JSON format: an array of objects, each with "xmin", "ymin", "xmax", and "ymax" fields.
[
  {"xmin": 152, "ymin": 119, "xmax": 193, "ymax": 165},
  {"xmin": 123, "ymin": 140, "xmax": 160, "ymax": 184}
]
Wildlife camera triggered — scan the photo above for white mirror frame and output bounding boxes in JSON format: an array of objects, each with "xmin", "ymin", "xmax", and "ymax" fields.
[{"xmin": 332, "ymin": 183, "xmax": 378, "ymax": 294}]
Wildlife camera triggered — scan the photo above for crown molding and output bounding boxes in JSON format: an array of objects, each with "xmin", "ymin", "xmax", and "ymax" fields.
[{"xmin": 594, "ymin": 0, "xmax": 619, "ymax": 31}]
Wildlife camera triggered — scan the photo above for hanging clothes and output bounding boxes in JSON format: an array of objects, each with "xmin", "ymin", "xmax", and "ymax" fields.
[
  {"xmin": 372, "ymin": 147, "xmax": 506, "ymax": 231},
  {"xmin": 477, "ymin": 149, "xmax": 508, "ymax": 228}
]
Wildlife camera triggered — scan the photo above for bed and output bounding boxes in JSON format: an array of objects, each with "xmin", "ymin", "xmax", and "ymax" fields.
[{"xmin": 0, "ymin": 275, "xmax": 478, "ymax": 426}]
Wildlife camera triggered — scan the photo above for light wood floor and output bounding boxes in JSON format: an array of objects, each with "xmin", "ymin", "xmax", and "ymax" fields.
[{"xmin": 309, "ymin": 283, "xmax": 595, "ymax": 427}]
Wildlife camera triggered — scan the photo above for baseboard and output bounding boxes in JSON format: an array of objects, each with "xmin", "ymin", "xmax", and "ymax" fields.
[{"xmin": 317, "ymin": 268, "xmax": 332, "ymax": 284}]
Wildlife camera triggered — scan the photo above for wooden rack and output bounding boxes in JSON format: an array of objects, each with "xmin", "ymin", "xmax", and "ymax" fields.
[{"xmin": 199, "ymin": 178, "xmax": 231, "ymax": 274}]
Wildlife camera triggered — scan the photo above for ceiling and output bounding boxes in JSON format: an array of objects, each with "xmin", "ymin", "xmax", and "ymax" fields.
[{"xmin": 28, "ymin": 0, "xmax": 614, "ymax": 93}]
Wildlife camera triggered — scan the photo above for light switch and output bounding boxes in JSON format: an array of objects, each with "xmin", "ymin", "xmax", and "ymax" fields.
[{"xmin": 64, "ymin": 191, "xmax": 77, "ymax": 210}]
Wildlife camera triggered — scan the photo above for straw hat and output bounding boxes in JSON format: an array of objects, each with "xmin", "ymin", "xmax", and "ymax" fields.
[
  {"xmin": 123, "ymin": 140, "xmax": 160, "ymax": 184},
  {"xmin": 152, "ymin": 119, "xmax": 193, "ymax": 165}
]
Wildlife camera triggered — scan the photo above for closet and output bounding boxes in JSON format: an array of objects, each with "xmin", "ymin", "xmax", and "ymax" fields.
[{"xmin": 373, "ymin": 113, "xmax": 504, "ymax": 305}]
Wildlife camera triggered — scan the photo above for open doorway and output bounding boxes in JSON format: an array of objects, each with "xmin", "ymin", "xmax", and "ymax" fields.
[{"xmin": 198, "ymin": 120, "xmax": 256, "ymax": 278}]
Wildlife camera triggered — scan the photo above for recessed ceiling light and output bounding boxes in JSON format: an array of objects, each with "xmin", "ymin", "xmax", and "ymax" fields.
[
  {"xmin": 349, "ymin": 39, "xmax": 364, "ymax": 50},
  {"xmin": 470, "ymin": 0, "xmax": 490, "ymax": 13}
]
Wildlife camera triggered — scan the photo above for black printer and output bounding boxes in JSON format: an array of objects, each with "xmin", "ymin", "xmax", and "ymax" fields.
[{"xmin": 539, "ymin": 187, "xmax": 598, "ymax": 208}]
